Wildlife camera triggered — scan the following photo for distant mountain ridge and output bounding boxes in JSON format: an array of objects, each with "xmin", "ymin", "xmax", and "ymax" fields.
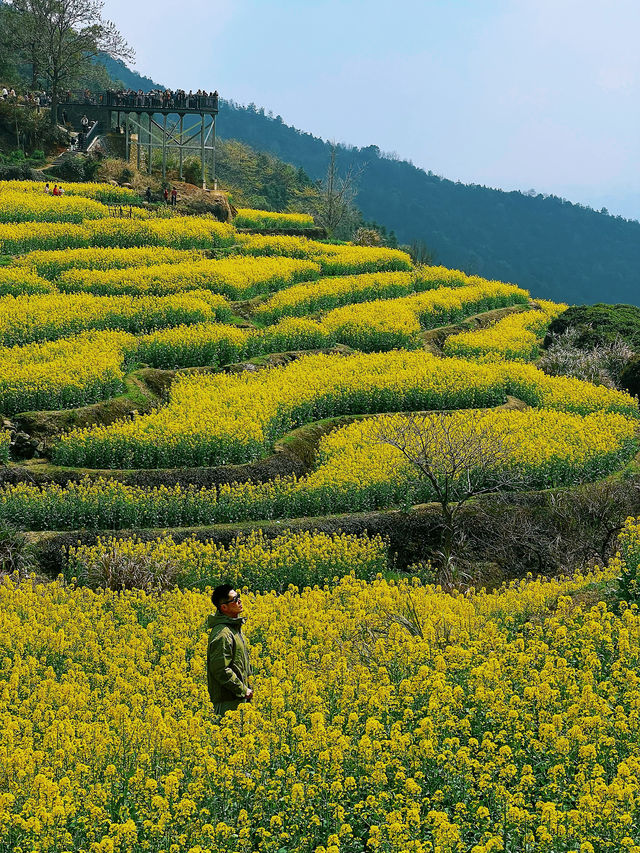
[{"xmin": 98, "ymin": 58, "xmax": 640, "ymax": 306}]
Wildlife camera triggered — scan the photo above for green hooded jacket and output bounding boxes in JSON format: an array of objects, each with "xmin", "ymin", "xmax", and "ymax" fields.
[{"xmin": 206, "ymin": 611, "xmax": 252, "ymax": 706}]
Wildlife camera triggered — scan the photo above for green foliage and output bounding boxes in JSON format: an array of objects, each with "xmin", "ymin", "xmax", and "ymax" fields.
[
  {"xmin": 0, "ymin": 98, "xmax": 66, "ymax": 156},
  {"xmin": 402, "ymin": 240, "xmax": 436, "ymax": 265},
  {"xmin": 545, "ymin": 304, "xmax": 640, "ymax": 350},
  {"xmin": 615, "ymin": 519, "xmax": 640, "ymax": 606},
  {"xmin": 182, "ymin": 156, "xmax": 204, "ymax": 186},
  {"xmin": 217, "ymin": 101, "xmax": 640, "ymax": 305},
  {"xmin": 47, "ymin": 153, "xmax": 101, "ymax": 182},
  {"xmin": 0, "ymin": 522, "xmax": 37, "ymax": 577},
  {"xmin": 619, "ymin": 355, "xmax": 640, "ymax": 398},
  {"xmin": 217, "ymin": 139, "xmax": 314, "ymax": 212}
]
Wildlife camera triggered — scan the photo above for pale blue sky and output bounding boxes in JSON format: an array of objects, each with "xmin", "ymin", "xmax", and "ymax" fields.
[{"xmin": 101, "ymin": 0, "xmax": 640, "ymax": 219}]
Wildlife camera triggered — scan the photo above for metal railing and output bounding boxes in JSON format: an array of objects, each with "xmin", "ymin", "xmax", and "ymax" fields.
[
  {"xmin": 58, "ymin": 90, "xmax": 219, "ymax": 112},
  {"xmin": 72, "ymin": 120, "xmax": 99, "ymax": 152}
]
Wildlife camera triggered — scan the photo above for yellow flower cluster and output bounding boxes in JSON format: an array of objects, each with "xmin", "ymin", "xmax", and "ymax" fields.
[
  {"xmin": 614, "ymin": 516, "xmax": 640, "ymax": 604},
  {"xmin": 57, "ymin": 255, "xmax": 321, "ymax": 299},
  {"xmin": 9, "ymin": 407, "xmax": 637, "ymax": 528},
  {"xmin": 318, "ymin": 281, "xmax": 530, "ymax": 350},
  {"xmin": 52, "ymin": 349, "xmax": 637, "ymax": 469},
  {"xmin": 0, "ymin": 289, "xmax": 230, "ymax": 347},
  {"xmin": 236, "ymin": 232, "xmax": 313, "ymax": 257},
  {"xmin": 238, "ymin": 233, "xmax": 413, "ymax": 274},
  {"xmin": 0, "ymin": 216, "xmax": 235, "ymax": 254},
  {"xmin": 68, "ymin": 528, "xmax": 389, "ymax": 589},
  {"xmin": 0, "ymin": 330, "xmax": 135, "ymax": 414},
  {"xmin": 0, "ymin": 178, "xmax": 140, "ymax": 204},
  {"xmin": 504, "ymin": 360, "xmax": 637, "ymax": 415},
  {"xmin": 252, "ymin": 316, "xmax": 332, "ymax": 354},
  {"xmin": 1, "ymin": 566, "xmax": 639, "ymax": 852},
  {"xmin": 254, "ymin": 271, "xmax": 418, "ymax": 323},
  {"xmin": 234, "ymin": 208, "xmax": 316, "ymax": 229},
  {"xmin": 255, "ymin": 266, "xmax": 498, "ymax": 325},
  {"xmin": 443, "ymin": 300, "xmax": 568, "ymax": 361},
  {"xmin": 305, "ymin": 408, "xmax": 637, "ymax": 510},
  {"xmin": 0, "ymin": 190, "xmax": 110, "ymax": 223},
  {"xmin": 0, "ymin": 319, "xmax": 253, "ymax": 414},
  {"xmin": 134, "ymin": 322, "xmax": 249, "ymax": 370},
  {"xmin": 12, "ymin": 246, "xmax": 204, "ymax": 279},
  {"xmin": 0, "ymin": 267, "xmax": 53, "ymax": 297}
]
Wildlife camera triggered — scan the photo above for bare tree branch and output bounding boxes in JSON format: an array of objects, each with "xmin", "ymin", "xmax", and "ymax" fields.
[
  {"xmin": 311, "ymin": 145, "xmax": 363, "ymax": 237},
  {"xmin": 373, "ymin": 411, "xmax": 525, "ymax": 582},
  {"xmin": 4, "ymin": 0, "xmax": 133, "ymax": 122}
]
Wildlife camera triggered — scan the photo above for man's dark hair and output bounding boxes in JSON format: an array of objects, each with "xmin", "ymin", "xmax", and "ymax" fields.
[{"xmin": 211, "ymin": 583, "xmax": 234, "ymax": 609}]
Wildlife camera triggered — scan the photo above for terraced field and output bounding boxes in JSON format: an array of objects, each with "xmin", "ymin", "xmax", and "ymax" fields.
[
  {"xmin": 1, "ymin": 182, "xmax": 638, "ymax": 562},
  {"xmin": 1, "ymin": 180, "xmax": 640, "ymax": 853}
]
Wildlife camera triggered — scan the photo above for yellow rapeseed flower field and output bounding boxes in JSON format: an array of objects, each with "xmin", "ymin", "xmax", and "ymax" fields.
[
  {"xmin": 234, "ymin": 208, "xmax": 316, "ymax": 229},
  {"xmin": 237, "ymin": 233, "xmax": 413, "ymax": 274},
  {"xmin": 0, "ymin": 267, "xmax": 53, "ymax": 297},
  {"xmin": 1, "ymin": 565, "xmax": 639, "ymax": 852},
  {"xmin": 12, "ymin": 246, "xmax": 205, "ymax": 279},
  {"xmin": 0, "ymin": 330, "xmax": 135, "ymax": 414},
  {"xmin": 443, "ymin": 300, "xmax": 568, "ymax": 361},
  {"xmin": 0, "ymin": 290, "xmax": 230, "ymax": 347},
  {"xmin": 253, "ymin": 267, "xmax": 487, "ymax": 325},
  {"xmin": 52, "ymin": 349, "xmax": 638, "ymax": 469},
  {"xmin": 4, "ymin": 408, "xmax": 636, "ymax": 528},
  {"xmin": 0, "ymin": 217, "xmax": 235, "ymax": 254},
  {"xmin": 1, "ymin": 203, "xmax": 640, "ymax": 853},
  {"xmin": 0, "ymin": 191, "xmax": 111, "ymax": 223},
  {"xmin": 0, "ymin": 179, "xmax": 141, "ymax": 204},
  {"xmin": 318, "ymin": 282, "xmax": 530, "ymax": 350},
  {"xmin": 57, "ymin": 256, "xmax": 321, "ymax": 299}
]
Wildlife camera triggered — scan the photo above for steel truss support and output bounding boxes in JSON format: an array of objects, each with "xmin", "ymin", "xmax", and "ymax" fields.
[{"xmin": 118, "ymin": 110, "xmax": 217, "ymax": 186}]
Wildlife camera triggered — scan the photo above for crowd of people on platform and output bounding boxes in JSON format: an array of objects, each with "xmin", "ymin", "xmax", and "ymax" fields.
[
  {"xmin": 69, "ymin": 88, "xmax": 219, "ymax": 110},
  {"xmin": 1, "ymin": 84, "xmax": 218, "ymax": 116},
  {"xmin": 1, "ymin": 86, "xmax": 50, "ymax": 111}
]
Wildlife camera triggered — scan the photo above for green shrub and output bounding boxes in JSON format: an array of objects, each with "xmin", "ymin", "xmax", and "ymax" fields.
[
  {"xmin": 544, "ymin": 304, "xmax": 640, "ymax": 350},
  {"xmin": 48, "ymin": 153, "xmax": 101, "ymax": 182},
  {"xmin": 183, "ymin": 156, "xmax": 205, "ymax": 186},
  {"xmin": 619, "ymin": 355, "xmax": 640, "ymax": 398}
]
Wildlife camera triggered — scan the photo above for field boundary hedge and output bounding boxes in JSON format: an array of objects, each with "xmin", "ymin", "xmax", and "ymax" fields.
[
  {"xmin": 3, "ymin": 397, "xmax": 528, "ymax": 487},
  {"xmin": 28, "ymin": 474, "xmax": 640, "ymax": 581},
  {"xmin": 423, "ymin": 303, "xmax": 530, "ymax": 349}
]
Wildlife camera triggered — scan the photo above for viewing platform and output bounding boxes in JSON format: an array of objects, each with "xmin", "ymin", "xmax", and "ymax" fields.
[
  {"xmin": 58, "ymin": 90, "xmax": 219, "ymax": 116},
  {"xmin": 57, "ymin": 90, "xmax": 219, "ymax": 186}
]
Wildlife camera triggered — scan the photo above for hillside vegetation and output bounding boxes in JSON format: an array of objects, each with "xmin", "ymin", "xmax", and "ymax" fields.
[{"xmin": 217, "ymin": 101, "xmax": 640, "ymax": 305}]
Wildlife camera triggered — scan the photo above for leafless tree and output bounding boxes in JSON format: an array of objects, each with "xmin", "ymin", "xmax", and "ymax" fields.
[
  {"xmin": 463, "ymin": 477, "xmax": 640, "ymax": 578},
  {"xmin": 311, "ymin": 145, "xmax": 362, "ymax": 237},
  {"xmin": 4, "ymin": 0, "xmax": 133, "ymax": 123},
  {"xmin": 374, "ymin": 411, "xmax": 525, "ymax": 581}
]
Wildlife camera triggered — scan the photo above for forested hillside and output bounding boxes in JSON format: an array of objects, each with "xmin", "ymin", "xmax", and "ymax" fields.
[
  {"xmin": 21, "ymin": 56, "xmax": 640, "ymax": 305},
  {"xmin": 217, "ymin": 101, "xmax": 640, "ymax": 305}
]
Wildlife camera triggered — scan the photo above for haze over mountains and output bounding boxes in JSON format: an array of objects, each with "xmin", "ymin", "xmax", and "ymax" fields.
[{"xmin": 103, "ymin": 57, "xmax": 640, "ymax": 307}]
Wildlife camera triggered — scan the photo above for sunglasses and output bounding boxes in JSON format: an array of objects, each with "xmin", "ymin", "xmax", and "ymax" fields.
[{"xmin": 224, "ymin": 594, "xmax": 242, "ymax": 605}]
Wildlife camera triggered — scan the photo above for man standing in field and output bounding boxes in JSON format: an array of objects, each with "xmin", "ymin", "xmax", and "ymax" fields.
[{"xmin": 207, "ymin": 585, "xmax": 253, "ymax": 715}]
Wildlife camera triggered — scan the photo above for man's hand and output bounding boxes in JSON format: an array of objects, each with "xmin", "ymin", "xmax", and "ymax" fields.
[{"xmin": 245, "ymin": 689, "xmax": 254, "ymax": 701}]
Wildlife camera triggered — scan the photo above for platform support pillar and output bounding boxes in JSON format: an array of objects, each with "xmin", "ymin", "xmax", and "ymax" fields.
[
  {"xmin": 136, "ymin": 113, "xmax": 141, "ymax": 170},
  {"xmin": 162, "ymin": 113, "xmax": 167, "ymax": 179},
  {"xmin": 179, "ymin": 114, "xmax": 184, "ymax": 180},
  {"xmin": 147, "ymin": 113, "xmax": 153, "ymax": 175}
]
